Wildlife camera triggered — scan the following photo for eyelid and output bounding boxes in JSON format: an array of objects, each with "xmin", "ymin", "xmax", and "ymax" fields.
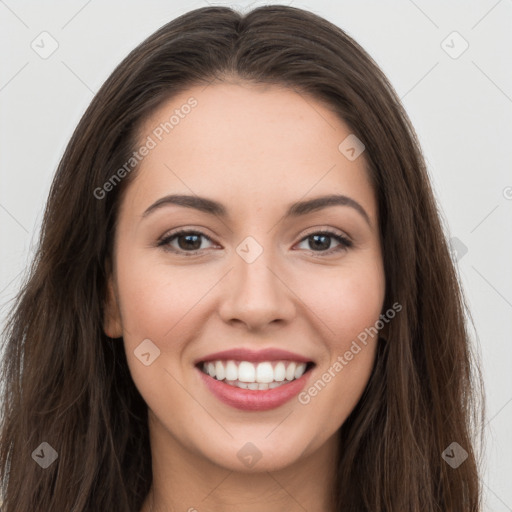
[
  {"xmin": 157, "ymin": 227, "xmax": 218, "ymax": 255},
  {"xmin": 299, "ymin": 226, "xmax": 352, "ymax": 242},
  {"xmin": 294, "ymin": 227, "xmax": 353, "ymax": 255}
]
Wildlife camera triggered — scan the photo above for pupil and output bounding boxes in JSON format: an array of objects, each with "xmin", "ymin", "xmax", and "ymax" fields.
[
  {"xmin": 310, "ymin": 234, "xmax": 330, "ymax": 250},
  {"xmin": 179, "ymin": 234, "xmax": 201, "ymax": 250}
]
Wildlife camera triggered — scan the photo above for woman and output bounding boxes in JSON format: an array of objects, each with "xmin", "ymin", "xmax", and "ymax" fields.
[{"xmin": 0, "ymin": 5, "xmax": 484, "ymax": 511}]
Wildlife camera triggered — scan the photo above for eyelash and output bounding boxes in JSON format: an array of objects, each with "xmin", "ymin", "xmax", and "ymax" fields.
[{"xmin": 157, "ymin": 228, "xmax": 353, "ymax": 257}]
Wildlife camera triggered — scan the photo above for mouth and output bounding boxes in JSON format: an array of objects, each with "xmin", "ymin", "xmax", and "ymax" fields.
[
  {"xmin": 195, "ymin": 359, "xmax": 316, "ymax": 411},
  {"xmin": 196, "ymin": 359, "xmax": 316, "ymax": 390}
]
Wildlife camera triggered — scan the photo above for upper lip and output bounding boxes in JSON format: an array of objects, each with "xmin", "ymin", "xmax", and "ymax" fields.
[{"xmin": 194, "ymin": 348, "xmax": 314, "ymax": 365}]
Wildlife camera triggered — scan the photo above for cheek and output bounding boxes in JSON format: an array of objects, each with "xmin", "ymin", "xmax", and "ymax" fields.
[
  {"xmin": 299, "ymin": 257, "xmax": 385, "ymax": 343},
  {"xmin": 117, "ymin": 245, "xmax": 385, "ymax": 350},
  {"xmin": 114, "ymin": 249, "xmax": 212, "ymax": 350},
  {"xmin": 296, "ymin": 262, "xmax": 384, "ymax": 429},
  {"xmin": 114, "ymin": 253, "xmax": 215, "ymax": 398},
  {"xmin": 294, "ymin": 253, "xmax": 384, "ymax": 406}
]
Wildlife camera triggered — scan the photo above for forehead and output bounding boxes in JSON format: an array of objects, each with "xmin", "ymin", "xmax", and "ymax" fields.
[{"xmin": 124, "ymin": 81, "xmax": 376, "ymax": 222}]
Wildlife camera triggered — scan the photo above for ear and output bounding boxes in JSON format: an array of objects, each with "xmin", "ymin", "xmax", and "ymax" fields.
[{"xmin": 103, "ymin": 273, "xmax": 123, "ymax": 339}]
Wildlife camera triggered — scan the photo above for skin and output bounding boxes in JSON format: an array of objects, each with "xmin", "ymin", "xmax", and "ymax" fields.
[{"xmin": 104, "ymin": 81, "xmax": 386, "ymax": 512}]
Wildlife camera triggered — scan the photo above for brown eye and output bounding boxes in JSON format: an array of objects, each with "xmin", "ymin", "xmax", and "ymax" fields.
[
  {"xmin": 296, "ymin": 231, "xmax": 352, "ymax": 255},
  {"xmin": 158, "ymin": 230, "xmax": 215, "ymax": 255}
]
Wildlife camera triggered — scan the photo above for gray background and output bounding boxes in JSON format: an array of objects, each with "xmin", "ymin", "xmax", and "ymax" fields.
[{"xmin": 1, "ymin": 0, "xmax": 511, "ymax": 509}]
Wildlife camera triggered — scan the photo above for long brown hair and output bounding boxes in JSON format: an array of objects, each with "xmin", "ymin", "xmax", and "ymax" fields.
[{"xmin": 0, "ymin": 5, "xmax": 484, "ymax": 511}]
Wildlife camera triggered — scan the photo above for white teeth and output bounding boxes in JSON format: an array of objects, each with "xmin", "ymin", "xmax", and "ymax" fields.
[
  {"xmin": 285, "ymin": 362, "xmax": 296, "ymax": 381},
  {"xmin": 224, "ymin": 380, "xmax": 289, "ymax": 390},
  {"xmin": 225, "ymin": 360, "xmax": 238, "ymax": 381},
  {"xmin": 238, "ymin": 361, "xmax": 256, "ymax": 382},
  {"xmin": 294, "ymin": 363, "xmax": 306, "ymax": 379},
  {"xmin": 200, "ymin": 359, "xmax": 309, "ymax": 385},
  {"xmin": 274, "ymin": 362, "xmax": 286, "ymax": 382},
  {"xmin": 255, "ymin": 362, "xmax": 274, "ymax": 383},
  {"xmin": 215, "ymin": 361, "xmax": 225, "ymax": 381}
]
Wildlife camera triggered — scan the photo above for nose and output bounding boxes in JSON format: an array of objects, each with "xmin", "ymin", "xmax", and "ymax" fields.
[{"xmin": 217, "ymin": 242, "xmax": 296, "ymax": 331}]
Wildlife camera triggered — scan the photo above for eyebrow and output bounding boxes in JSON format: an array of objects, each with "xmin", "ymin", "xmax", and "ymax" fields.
[{"xmin": 141, "ymin": 193, "xmax": 371, "ymax": 226}]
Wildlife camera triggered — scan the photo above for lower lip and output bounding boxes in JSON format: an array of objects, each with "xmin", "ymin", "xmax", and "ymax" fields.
[{"xmin": 197, "ymin": 365, "xmax": 314, "ymax": 411}]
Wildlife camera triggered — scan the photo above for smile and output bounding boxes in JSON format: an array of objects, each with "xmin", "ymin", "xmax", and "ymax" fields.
[{"xmin": 196, "ymin": 360, "xmax": 316, "ymax": 411}]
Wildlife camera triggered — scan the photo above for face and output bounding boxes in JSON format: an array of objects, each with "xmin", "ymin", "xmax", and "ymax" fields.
[{"xmin": 104, "ymin": 81, "xmax": 385, "ymax": 473}]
